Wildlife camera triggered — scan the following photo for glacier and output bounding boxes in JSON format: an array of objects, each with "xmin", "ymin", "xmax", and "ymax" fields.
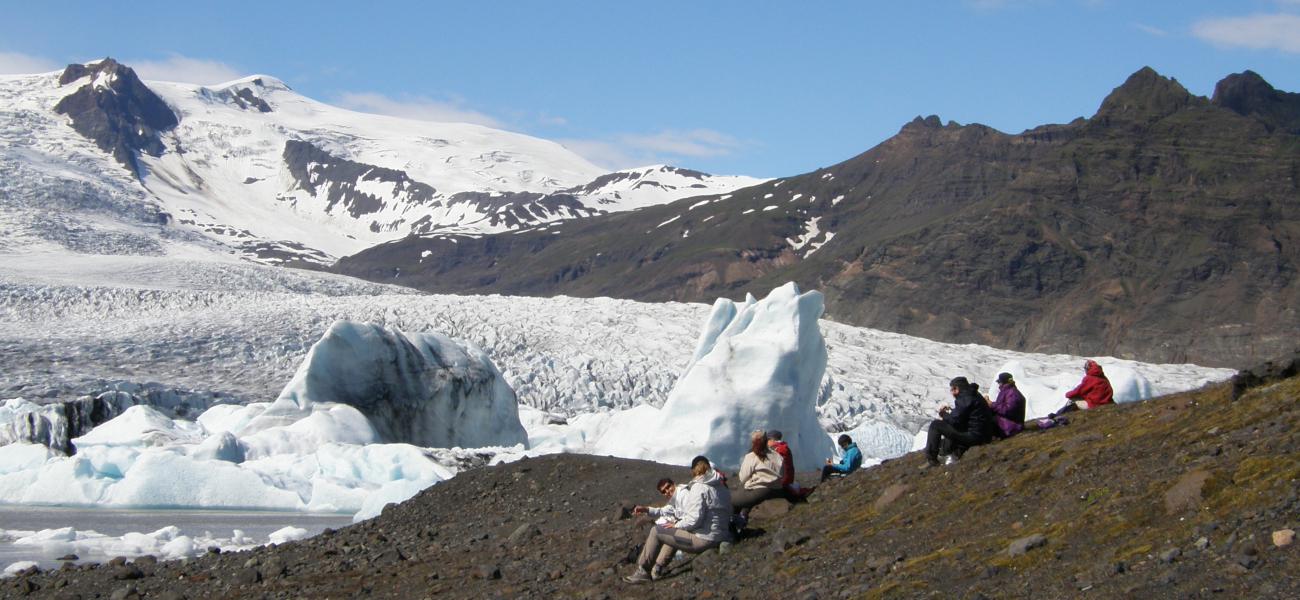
[{"xmin": 0, "ymin": 254, "xmax": 1235, "ymax": 571}]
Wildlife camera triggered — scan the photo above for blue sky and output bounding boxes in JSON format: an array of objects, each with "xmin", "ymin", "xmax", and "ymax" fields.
[{"xmin": 2, "ymin": 0, "xmax": 1299, "ymax": 177}]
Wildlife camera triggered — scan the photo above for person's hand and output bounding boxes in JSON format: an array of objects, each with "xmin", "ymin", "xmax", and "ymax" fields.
[
  {"xmin": 939, "ymin": 406, "xmax": 951, "ymax": 417},
  {"xmin": 633, "ymin": 505, "xmax": 647, "ymax": 515},
  {"xmin": 825, "ymin": 458, "xmax": 832, "ymax": 465}
]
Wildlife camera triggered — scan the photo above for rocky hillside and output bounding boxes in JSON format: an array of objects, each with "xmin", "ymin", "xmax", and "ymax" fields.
[
  {"xmin": 336, "ymin": 68, "xmax": 1300, "ymax": 369},
  {"xmin": 7, "ymin": 357, "xmax": 1298, "ymax": 599}
]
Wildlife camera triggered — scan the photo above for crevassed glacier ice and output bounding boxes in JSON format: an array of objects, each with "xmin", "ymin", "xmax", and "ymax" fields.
[{"xmin": 594, "ymin": 283, "xmax": 834, "ymax": 471}]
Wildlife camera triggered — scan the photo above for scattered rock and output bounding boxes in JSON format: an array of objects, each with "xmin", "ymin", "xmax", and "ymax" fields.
[
  {"xmin": 56, "ymin": 554, "xmax": 78, "ymax": 561},
  {"xmin": 230, "ymin": 566, "xmax": 261, "ymax": 586},
  {"xmin": 108, "ymin": 586, "xmax": 139, "ymax": 600},
  {"xmin": 1164, "ymin": 469, "xmax": 1214, "ymax": 514},
  {"xmin": 1008, "ymin": 534, "xmax": 1048, "ymax": 557},
  {"xmin": 110, "ymin": 565, "xmax": 143, "ymax": 580},
  {"xmin": 1195, "ymin": 537, "xmax": 1210, "ymax": 550},
  {"xmin": 1272, "ymin": 529, "xmax": 1295, "ymax": 548},
  {"xmin": 1159, "ymin": 547, "xmax": 1181, "ymax": 563},
  {"xmin": 473, "ymin": 565, "xmax": 502, "ymax": 580},
  {"xmin": 873, "ymin": 483, "xmax": 911, "ymax": 511},
  {"xmin": 507, "ymin": 522, "xmax": 541, "ymax": 546}
]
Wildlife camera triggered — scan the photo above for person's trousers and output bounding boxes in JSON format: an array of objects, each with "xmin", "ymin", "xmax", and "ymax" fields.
[
  {"xmin": 820, "ymin": 465, "xmax": 846, "ymax": 482},
  {"xmin": 925, "ymin": 419, "xmax": 989, "ymax": 464},
  {"xmin": 731, "ymin": 486, "xmax": 784, "ymax": 512},
  {"xmin": 637, "ymin": 525, "xmax": 718, "ymax": 569}
]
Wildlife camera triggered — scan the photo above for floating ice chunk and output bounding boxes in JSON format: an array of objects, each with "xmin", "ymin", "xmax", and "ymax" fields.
[
  {"xmin": 189, "ymin": 431, "xmax": 246, "ymax": 463},
  {"xmin": 273, "ymin": 320, "xmax": 528, "ymax": 449},
  {"xmin": 74, "ymin": 405, "xmax": 204, "ymax": 448},
  {"xmin": 2, "ymin": 561, "xmax": 37, "ymax": 577},
  {"xmin": 596, "ymin": 283, "xmax": 833, "ymax": 471},
  {"xmin": 268, "ymin": 526, "xmax": 309, "ymax": 544}
]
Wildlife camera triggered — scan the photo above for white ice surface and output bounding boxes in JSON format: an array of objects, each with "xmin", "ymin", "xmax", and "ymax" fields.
[{"xmin": 0, "ymin": 254, "xmax": 1234, "ymax": 520}]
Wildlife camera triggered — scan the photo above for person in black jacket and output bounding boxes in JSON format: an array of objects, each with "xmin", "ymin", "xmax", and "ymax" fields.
[{"xmin": 924, "ymin": 376, "xmax": 995, "ymax": 467}]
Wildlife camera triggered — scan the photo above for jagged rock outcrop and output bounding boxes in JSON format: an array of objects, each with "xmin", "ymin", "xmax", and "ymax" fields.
[{"xmin": 53, "ymin": 58, "xmax": 179, "ymax": 177}]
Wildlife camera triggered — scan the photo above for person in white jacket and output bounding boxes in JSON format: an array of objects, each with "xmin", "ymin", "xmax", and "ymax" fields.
[
  {"xmin": 633, "ymin": 478, "xmax": 686, "ymax": 525},
  {"xmin": 624, "ymin": 456, "xmax": 734, "ymax": 583}
]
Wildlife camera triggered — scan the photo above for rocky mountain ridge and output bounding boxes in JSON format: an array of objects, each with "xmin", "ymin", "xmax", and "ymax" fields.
[{"xmin": 336, "ymin": 67, "xmax": 1300, "ymax": 369}]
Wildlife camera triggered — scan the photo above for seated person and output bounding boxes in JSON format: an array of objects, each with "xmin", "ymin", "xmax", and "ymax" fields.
[
  {"xmin": 624, "ymin": 456, "xmax": 733, "ymax": 583},
  {"xmin": 731, "ymin": 430, "xmax": 785, "ymax": 527},
  {"xmin": 989, "ymin": 372, "xmax": 1026, "ymax": 438},
  {"xmin": 633, "ymin": 478, "xmax": 685, "ymax": 525},
  {"xmin": 767, "ymin": 430, "xmax": 813, "ymax": 502},
  {"xmin": 821, "ymin": 434, "xmax": 862, "ymax": 481},
  {"xmin": 1051, "ymin": 360, "xmax": 1114, "ymax": 416},
  {"xmin": 925, "ymin": 376, "xmax": 994, "ymax": 467}
]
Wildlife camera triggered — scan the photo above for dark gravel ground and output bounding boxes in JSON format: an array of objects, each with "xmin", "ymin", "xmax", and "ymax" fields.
[{"xmin": 6, "ymin": 371, "xmax": 1298, "ymax": 599}]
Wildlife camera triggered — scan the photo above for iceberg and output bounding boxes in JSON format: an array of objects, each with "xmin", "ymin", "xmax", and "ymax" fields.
[
  {"xmin": 272, "ymin": 321, "xmax": 529, "ymax": 450},
  {"xmin": 594, "ymin": 283, "xmax": 834, "ymax": 471}
]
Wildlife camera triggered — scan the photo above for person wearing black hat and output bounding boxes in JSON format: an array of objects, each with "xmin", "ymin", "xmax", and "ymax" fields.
[
  {"xmin": 924, "ymin": 376, "xmax": 995, "ymax": 467},
  {"xmin": 988, "ymin": 372, "xmax": 1026, "ymax": 439}
]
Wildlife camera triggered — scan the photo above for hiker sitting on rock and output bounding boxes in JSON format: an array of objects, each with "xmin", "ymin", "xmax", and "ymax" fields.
[
  {"xmin": 989, "ymin": 372, "xmax": 1026, "ymax": 439},
  {"xmin": 1051, "ymin": 359, "xmax": 1114, "ymax": 418},
  {"xmin": 821, "ymin": 434, "xmax": 863, "ymax": 481},
  {"xmin": 767, "ymin": 429, "xmax": 813, "ymax": 502},
  {"xmin": 633, "ymin": 478, "xmax": 686, "ymax": 525},
  {"xmin": 925, "ymin": 376, "xmax": 995, "ymax": 467},
  {"xmin": 624, "ymin": 455, "xmax": 734, "ymax": 583},
  {"xmin": 731, "ymin": 430, "xmax": 786, "ymax": 529}
]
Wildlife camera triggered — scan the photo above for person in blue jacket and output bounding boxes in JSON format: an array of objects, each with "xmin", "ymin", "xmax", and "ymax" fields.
[{"xmin": 820, "ymin": 434, "xmax": 863, "ymax": 481}]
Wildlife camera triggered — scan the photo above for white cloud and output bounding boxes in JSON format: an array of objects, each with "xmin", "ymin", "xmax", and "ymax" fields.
[
  {"xmin": 0, "ymin": 51, "xmax": 60, "ymax": 75},
  {"xmin": 558, "ymin": 129, "xmax": 746, "ymax": 171},
  {"xmin": 129, "ymin": 54, "xmax": 245, "ymax": 85},
  {"xmin": 1133, "ymin": 23, "xmax": 1168, "ymax": 37},
  {"xmin": 334, "ymin": 92, "xmax": 504, "ymax": 128},
  {"xmin": 1192, "ymin": 13, "xmax": 1300, "ymax": 53}
]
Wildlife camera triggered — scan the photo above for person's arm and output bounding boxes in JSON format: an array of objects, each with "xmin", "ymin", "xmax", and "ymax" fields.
[
  {"xmin": 1065, "ymin": 377, "xmax": 1091, "ymax": 399},
  {"xmin": 947, "ymin": 394, "xmax": 974, "ymax": 427},
  {"xmin": 847, "ymin": 446, "xmax": 863, "ymax": 471}
]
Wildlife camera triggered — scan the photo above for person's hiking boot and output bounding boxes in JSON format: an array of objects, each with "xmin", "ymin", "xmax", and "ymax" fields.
[
  {"xmin": 650, "ymin": 564, "xmax": 669, "ymax": 580},
  {"xmin": 624, "ymin": 566, "xmax": 652, "ymax": 584},
  {"xmin": 944, "ymin": 454, "xmax": 958, "ymax": 466}
]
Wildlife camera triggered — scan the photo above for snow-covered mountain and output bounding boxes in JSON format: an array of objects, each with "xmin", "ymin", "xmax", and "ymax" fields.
[{"xmin": 0, "ymin": 58, "xmax": 765, "ymax": 264}]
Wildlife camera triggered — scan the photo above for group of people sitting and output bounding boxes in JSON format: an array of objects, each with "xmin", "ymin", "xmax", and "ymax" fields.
[
  {"xmin": 924, "ymin": 360, "xmax": 1115, "ymax": 467},
  {"xmin": 624, "ymin": 360, "xmax": 1115, "ymax": 583},
  {"xmin": 625, "ymin": 429, "xmax": 867, "ymax": 583}
]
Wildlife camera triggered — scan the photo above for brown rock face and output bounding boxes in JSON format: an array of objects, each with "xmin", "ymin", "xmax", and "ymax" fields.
[{"xmin": 335, "ymin": 67, "xmax": 1300, "ymax": 368}]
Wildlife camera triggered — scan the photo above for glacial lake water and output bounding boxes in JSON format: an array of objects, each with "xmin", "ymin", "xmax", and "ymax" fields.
[{"xmin": 0, "ymin": 505, "xmax": 354, "ymax": 570}]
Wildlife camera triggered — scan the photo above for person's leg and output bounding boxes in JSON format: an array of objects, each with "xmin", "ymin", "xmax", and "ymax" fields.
[
  {"xmin": 731, "ymin": 488, "xmax": 763, "ymax": 511},
  {"xmin": 820, "ymin": 464, "xmax": 836, "ymax": 482},
  {"xmin": 926, "ymin": 419, "xmax": 958, "ymax": 465},
  {"xmin": 658, "ymin": 528, "xmax": 718, "ymax": 555},
  {"xmin": 636, "ymin": 525, "xmax": 666, "ymax": 570},
  {"xmin": 1052, "ymin": 401, "xmax": 1079, "ymax": 417}
]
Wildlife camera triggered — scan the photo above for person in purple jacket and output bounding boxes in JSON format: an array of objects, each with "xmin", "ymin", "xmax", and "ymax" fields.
[{"xmin": 988, "ymin": 372, "xmax": 1026, "ymax": 439}]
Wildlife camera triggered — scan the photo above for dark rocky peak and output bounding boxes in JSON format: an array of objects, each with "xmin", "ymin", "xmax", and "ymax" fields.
[
  {"xmin": 900, "ymin": 114, "xmax": 945, "ymax": 133},
  {"xmin": 1095, "ymin": 66, "xmax": 1201, "ymax": 123},
  {"xmin": 1211, "ymin": 70, "xmax": 1300, "ymax": 134},
  {"xmin": 659, "ymin": 165, "xmax": 709, "ymax": 180},
  {"xmin": 53, "ymin": 58, "xmax": 179, "ymax": 177}
]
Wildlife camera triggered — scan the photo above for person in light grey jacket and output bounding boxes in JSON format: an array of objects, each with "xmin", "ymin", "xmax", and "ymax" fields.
[
  {"xmin": 633, "ymin": 478, "xmax": 686, "ymax": 525},
  {"xmin": 624, "ymin": 456, "xmax": 734, "ymax": 583}
]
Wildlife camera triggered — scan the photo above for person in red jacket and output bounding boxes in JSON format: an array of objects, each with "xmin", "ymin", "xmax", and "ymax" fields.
[
  {"xmin": 1051, "ymin": 360, "xmax": 1114, "ymax": 417},
  {"xmin": 765, "ymin": 430, "xmax": 813, "ymax": 503}
]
